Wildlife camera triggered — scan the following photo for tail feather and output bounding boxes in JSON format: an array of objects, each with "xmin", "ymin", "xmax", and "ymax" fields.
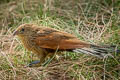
[{"xmin": 73, "ymin": 44, "xmax": 120, "ymax": 58}]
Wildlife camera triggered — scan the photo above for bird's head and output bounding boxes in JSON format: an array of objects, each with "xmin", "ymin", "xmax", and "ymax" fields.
[{"xmin": 13, "ymin": 23, "xmax": 38, "ymax": 37}]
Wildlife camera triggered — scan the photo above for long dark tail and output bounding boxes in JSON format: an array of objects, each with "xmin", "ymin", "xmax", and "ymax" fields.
[{"xmin": 73, "ymin": 44, "xmax": 120, "ymax": 58}]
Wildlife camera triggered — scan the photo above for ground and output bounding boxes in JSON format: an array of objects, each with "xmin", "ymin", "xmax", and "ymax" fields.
[{"xmin": 0, "ymin": 0, "xmax": 120, "ymax": 80}]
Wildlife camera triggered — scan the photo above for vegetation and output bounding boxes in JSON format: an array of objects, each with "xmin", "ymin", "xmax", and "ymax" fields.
[{"xmin": 0, "ymin": 0, "xmax": 120, "ymax": 80}]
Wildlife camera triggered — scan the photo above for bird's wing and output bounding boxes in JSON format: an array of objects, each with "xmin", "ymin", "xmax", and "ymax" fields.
[{"xmin": 32, "ymin": 27, "xmax": 90, "ymax": 50}]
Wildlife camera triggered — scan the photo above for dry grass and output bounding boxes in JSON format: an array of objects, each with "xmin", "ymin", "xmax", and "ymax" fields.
[{"xmin": 0, "ymin": 0, "xmax": 120, "ymax": 80}]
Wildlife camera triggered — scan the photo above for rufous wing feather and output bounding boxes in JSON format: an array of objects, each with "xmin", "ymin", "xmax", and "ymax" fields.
[{"xmin": 33, "ymin": 28, "xmax": 90, "ymax": 50}]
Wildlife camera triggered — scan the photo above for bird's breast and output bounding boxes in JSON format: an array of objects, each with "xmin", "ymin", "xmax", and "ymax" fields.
[{"xmin": 18, "ymin": 36, "xmax": 44, "ymax": 55}]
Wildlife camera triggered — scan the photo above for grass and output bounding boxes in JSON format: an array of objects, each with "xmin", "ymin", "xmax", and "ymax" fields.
[{"xmin": 0, "ymin": 0, "xmax": 120, "ymax": 80}]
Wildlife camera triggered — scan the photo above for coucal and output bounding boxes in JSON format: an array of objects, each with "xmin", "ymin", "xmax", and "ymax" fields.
[{"xmin": 13, "ymin": 23, "xmax": 119, "ymax": 67}]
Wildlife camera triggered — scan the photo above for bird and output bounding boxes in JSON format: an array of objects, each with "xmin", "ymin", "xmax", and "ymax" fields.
[{"xmin": 13, "ymin": 23, "xmax": 119, "ymax": 67}]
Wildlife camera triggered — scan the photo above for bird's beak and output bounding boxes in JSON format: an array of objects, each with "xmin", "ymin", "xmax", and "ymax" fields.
[{"xmin": 13, "ymin": 30, "xmax": 18, "ymax": 36}]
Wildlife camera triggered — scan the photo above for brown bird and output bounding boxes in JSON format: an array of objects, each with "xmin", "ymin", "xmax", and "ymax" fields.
[{"xmin": 13, "ymin": 23, "xmax": 119, "ymax": 67}]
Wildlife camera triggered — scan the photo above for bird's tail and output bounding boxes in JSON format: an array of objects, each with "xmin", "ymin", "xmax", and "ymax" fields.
[{"xmin": 73, "ymin": 44, "xmax": 120, "ymax": 58}]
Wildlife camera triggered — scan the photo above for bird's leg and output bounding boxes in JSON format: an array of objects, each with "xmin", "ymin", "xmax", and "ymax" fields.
[
  {"xmin": 47, "ymin": 53, "xmax": 60, "ymax": 60},
  {"xmin": 54, "ymin": 55, "xmax": 60, "ymax": 60},
  {"xmin": 42, "ymin": 53, "xmax": 60, "ymax": 66},
  {"xmin": 28, "ymin": 53, "xmax": 47, "ymax": 67},
  {"xmin": 42, "ymin": 53, "xmax": 55, "ymax": 66}
]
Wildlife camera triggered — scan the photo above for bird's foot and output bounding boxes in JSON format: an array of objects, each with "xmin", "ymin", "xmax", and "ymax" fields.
[
  {"xmin": 25, "ymin": 60, "xmax": 41, "ymax": 67},
  {"xmin": 55, "ymin": 55, "xmax": 60, "ymax": 60}
]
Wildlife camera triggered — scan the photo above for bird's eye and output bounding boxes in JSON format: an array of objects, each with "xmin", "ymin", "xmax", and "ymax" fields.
[{"xmin": 21, "ymin": 28, "xmax": 25, "ymax": 32}]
